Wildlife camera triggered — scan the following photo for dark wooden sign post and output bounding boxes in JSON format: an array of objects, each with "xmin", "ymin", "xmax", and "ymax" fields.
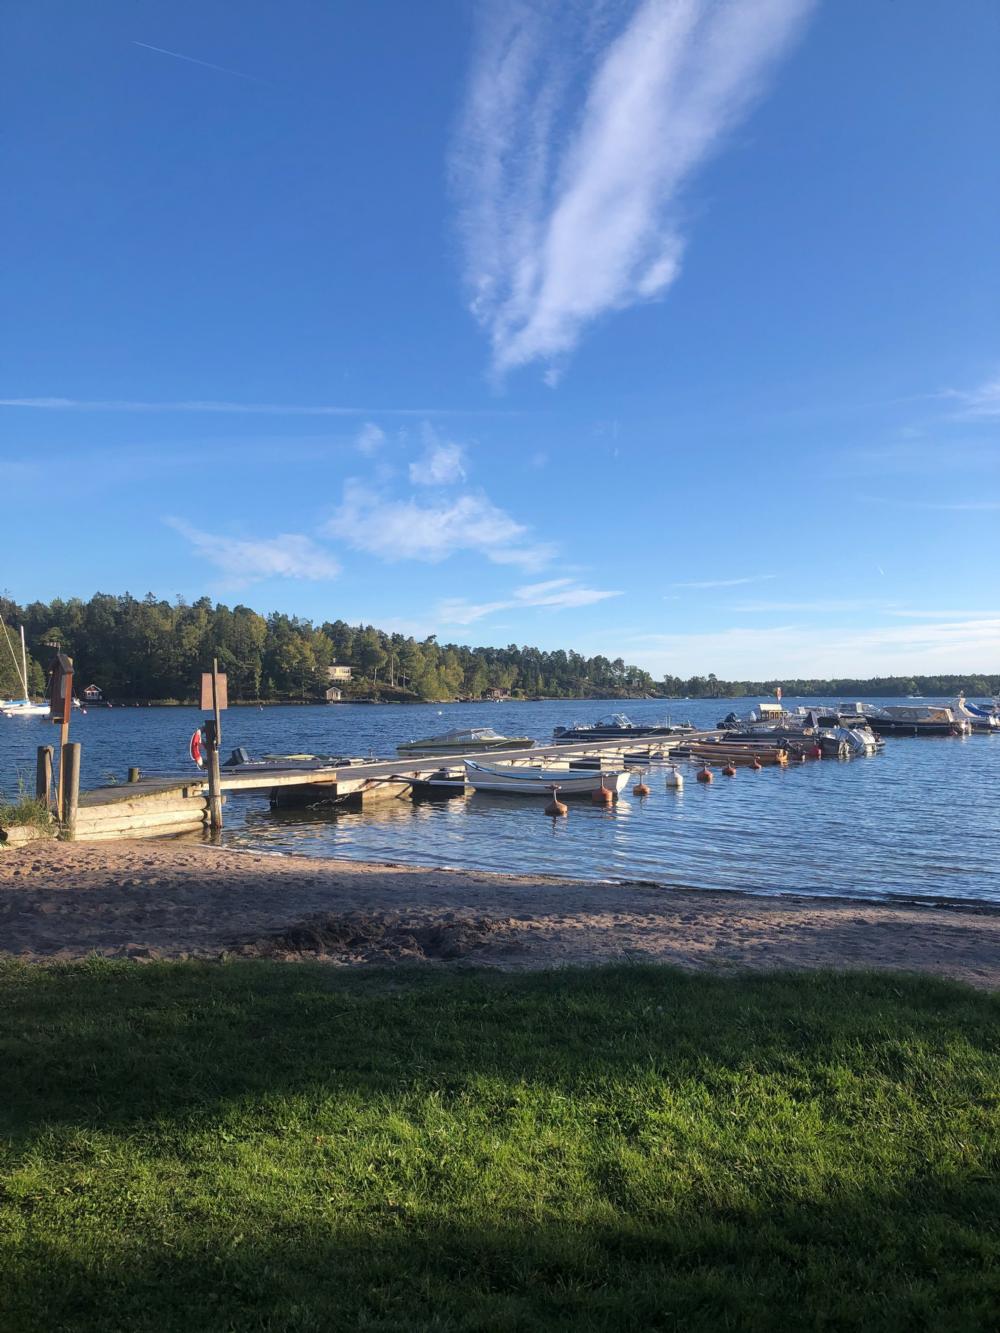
[
  {"xmin": 200, "ymin": 660, "xmax": 227, "ymax": 831},
  {"xmin": 48, "ymin": 651, "xmax": 75, "ymax": 820}
]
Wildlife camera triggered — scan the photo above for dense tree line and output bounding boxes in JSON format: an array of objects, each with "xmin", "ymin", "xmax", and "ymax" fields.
[{"xmin": 1, "ymin": 593, "xmax": 996, "ymax": 704}]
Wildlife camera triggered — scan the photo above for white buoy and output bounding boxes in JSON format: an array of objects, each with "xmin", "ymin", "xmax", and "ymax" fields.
[{"xmin": 665, "ymin": 764, "xmax": 684, "ymax": 790}]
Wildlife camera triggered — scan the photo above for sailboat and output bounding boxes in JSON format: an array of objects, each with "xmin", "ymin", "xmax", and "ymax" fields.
[{"xmin": 1, "ymin": 624, "xmax": 50, "ymax": 717}]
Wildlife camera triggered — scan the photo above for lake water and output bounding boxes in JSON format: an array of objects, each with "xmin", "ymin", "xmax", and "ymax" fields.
[{"xmin": 2, "ymin": 698, "xmax": 998, "ymax": 905}]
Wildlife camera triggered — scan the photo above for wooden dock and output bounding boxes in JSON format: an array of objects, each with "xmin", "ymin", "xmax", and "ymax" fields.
[{"xmin": 67, "ymin": 734, "xmax": 705, "ymax": 841}]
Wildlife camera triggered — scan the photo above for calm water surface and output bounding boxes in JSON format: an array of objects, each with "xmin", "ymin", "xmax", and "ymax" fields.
[{"xmin": 2, "ymin": 698, "xmax": 997, "ymax": 904}]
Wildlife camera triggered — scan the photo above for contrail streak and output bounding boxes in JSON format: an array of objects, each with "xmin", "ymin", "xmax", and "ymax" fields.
[{"xmin": 132, "ymin": 40, "xmax": 263, "ymax": 83}]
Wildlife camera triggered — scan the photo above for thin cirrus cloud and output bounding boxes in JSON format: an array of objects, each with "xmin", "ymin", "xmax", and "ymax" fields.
[
  {"xmin": 451, "ymin": 0, "xmax": 813, "ymax": 378},
  {"xmin": 946, "ymin": 373, "xmax": 1000, "ymax": 419},
  {"xmin": 0, "ymin": 397, "xmax": 497, "ymax": 417},
  {"xmin": 323, "ymin": 480, "xmax": 556, "ymax": 571},
  {"xmin": 165, "ymin": 518, "xmax": 340, "ymax": 587},
  {"xmin": 438, "ymin": 579, "xmax": 622, "ymax": 626},
  {"xmin": 671, "ymin": 574, "xmax": 777, "ymax": 590},
  {"xmin": 619, "ymin": 616, "xmax": 1000, "ymax": 678}
]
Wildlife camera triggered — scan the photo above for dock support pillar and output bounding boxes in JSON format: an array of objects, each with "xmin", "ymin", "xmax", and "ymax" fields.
[
  {"xmin": 207, "ymin": 747, "xmax": 223, "ymax": 831},
  {"xmin": 36, "ymin": 746, "xmax": 53, "ymax": 811},
  {"xmin": 128, "ymin": 766, "xmax": 141, "ymax": 784},
  {"xmin": 61, "ymin": 742, "xmax": 81, "ymax": 838}
]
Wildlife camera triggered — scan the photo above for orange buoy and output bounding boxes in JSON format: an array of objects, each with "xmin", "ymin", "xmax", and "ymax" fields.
[
  {"xmin": 751, "ymin": 756, "xmax": 762, "ymax": 771},
  {"xmin": 544, "ymin": 783, "xmax": 568, "ymax": 817},
  {"xmin": 696, "ymin": 765, "xmax": 713, "ymax": 784},
  {"xmin": 722, "ymin": 762, "xmax": 737, "ymax": 777},
  {"xmin": 592, "ymin": 781, "xmax": 614, "ymax": 805},
  {"xmin": 632, "ymin": 772, "xmax": 651, "ymax": 796}
]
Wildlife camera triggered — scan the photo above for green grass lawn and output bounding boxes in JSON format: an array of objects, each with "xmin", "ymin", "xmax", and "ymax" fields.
[{"xmin": 1, "ymin": 960, "xmax": 998, "ymax": 1332}]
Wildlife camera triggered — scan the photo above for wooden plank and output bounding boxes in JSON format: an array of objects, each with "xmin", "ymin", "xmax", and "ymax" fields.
[
  {"xmin": 75, "ymin": 822, "xmax": 207, "ymax": 843},
  {"xmin": 73, "ymin": 808, "xmax": 210, "ymax": 834},
  {"xmin": 72, "ymin": 799, "xmax": 214, "ymax": 826}
]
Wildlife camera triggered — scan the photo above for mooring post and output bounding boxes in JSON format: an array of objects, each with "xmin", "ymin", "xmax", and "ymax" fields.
[
  {"xmin": 61, "ymin": 741, "xmax": 81, "ymax": 837},
  {"xmin": 128, "ymin": 766, "xmax": 141, "ymax": 784},
  {"xmin": 36, "ymin": 745, "xmax": 54, "ymax": 810}
]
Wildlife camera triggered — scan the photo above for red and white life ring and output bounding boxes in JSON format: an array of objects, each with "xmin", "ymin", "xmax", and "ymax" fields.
[{"xmin": 189, "ymin": 727, "xmax": 205, "ymax": 768}]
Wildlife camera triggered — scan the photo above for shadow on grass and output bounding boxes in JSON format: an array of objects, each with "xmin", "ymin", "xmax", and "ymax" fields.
[
  {"xmin": 1, "ymin": 961, "xmax": 998, "ymax": 1133},
  {"xmin": 3, "ymin": 1172, "xmax": 999, "ymax": 1332},
  {"xmin": 1, "ymin": 963, "xmax": 998, "ymax": 1331}
]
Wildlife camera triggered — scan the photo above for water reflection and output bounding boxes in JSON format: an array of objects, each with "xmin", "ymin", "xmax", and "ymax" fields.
[{"xmin": 2, "ymin": 697, "xmax": 997, "ymax": 904}]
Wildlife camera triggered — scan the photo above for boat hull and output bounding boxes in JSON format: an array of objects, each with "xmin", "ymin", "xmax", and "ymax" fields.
[
  {"xmin": 398, "ymin": 737, "xmax": 533, "ymax": 757},
  {"xmin": 463, "ymin": 761, "xmax": 630, "ymax": 796}
]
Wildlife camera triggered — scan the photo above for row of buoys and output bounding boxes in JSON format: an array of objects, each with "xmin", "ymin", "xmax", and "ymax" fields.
[{"xmin": 543, "ymin": 747, "xmax": 799, "ymax": 813}]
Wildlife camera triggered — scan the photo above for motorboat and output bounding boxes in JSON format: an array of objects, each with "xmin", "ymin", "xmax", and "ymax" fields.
[
  {"xmin": 851, "ymin": 703, "xmax": 970, "ymax": 736},
  {"xmin": 553, "ymin": 712, "xmax": 694, "ymax": 742},
  {"xmin": 463, "ymin": 759, "xmax": 630, "ymax": 797},
  {"xmin": 954, "ymin": 697, "xmax": 1000, "ymax": 732},
  {"xmin": 397, "ymin": 727, "xmax": 534, "ymax": 757}
]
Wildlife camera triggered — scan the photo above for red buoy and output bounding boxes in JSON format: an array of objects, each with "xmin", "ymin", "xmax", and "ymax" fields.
[
  {"xmin": 544, "ymin": 783, "xmax": 568, "ymax": 817},
  {"xmin": 632, "ymin": 772, "xmax": 651, "ymax": 796},
  {"xmin": 696, "ymin": 765, "xmax": 713, "ymax": 784},
  {"xmin": 722, "ymin": 762, "xmax": 737, "ymax": 777},
  {"xmin": 592, "ymin": 781, "xmax": 614, "ymax": 805}
]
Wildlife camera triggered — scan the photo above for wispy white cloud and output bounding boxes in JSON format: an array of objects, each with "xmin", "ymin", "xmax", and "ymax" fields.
[
  {"xmin": 165, "ymin": 518, "xmax": 340, "ymax": 586},
  {"xmin": 355, "ymin": 422, "xmax": 385, "ymax": 455},
  {"xmin": 0, "ymin": 397, "xmax": 499, "ymax": 417},
  {"xmin": 132, "ymin": 40, "xmax": 263, "ymax": 83},
  {"xmin": 732, "ymin": 598, "xmax": 897, "ymax": 614},
  {"xmin": 409, "ymin": 426, "xmax": 466, "ymax": 486},
  {"xmin": 438, "ymin": 578, "xmax": 621, "ymax": 625},
  {"xmin": 618, "ymin": 616, "xmax": 1000, "ymax": 678},
  {"xmin": 862, "ymin": 496, "xmax": 1000, "ymax": 512},
  {"xmin": 323, "ymin": 480, "xmax": 555, "ymax": 570},
  {"xmin": 672, "ymin": 574, "xmax": 777, "ymax": 590},
  {"xmin": 452, "ymin": 0, "xmax": 813, "ymax": 377},
  {"xmin": 947, "ymin": 373, "xmax": 1000, "ymax": 419}
]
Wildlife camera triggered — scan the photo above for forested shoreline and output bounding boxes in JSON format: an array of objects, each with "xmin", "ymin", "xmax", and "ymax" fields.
[{"xmin": 1, "ymin": 593, "xmax": 997, "ymax": 704}]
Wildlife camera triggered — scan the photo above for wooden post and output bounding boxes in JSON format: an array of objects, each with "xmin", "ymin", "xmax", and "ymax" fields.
[
  {"xmin": 36, "ymin": 746, "xmax": 53, "ymax": 810},
  {"xmin": 206, "ymin": 658, "xmax": 223, "ymax": 831},
  {"xmin": 128, "ymin": 766, "xmax": 141, "ymax": 784},
  {"xmin": 55, "ymin": 668, "xmax": 73, "ymax": 817},
  {"xmin": 61, "ymin": 741, "xmax": 81, "ymax": 837}
]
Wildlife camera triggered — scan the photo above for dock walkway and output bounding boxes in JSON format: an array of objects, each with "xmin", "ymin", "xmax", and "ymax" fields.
[{"xmin": 67, "ymin": 734, "xmax": 709, "ymax": 841}]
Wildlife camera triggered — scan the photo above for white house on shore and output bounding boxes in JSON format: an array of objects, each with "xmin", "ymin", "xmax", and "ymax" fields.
[{"xmin": 327, "ymin": 664, "xmax": 352, "ymax": 682}]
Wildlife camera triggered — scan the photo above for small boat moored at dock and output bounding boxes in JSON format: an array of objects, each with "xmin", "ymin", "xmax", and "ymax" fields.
[
  {"xmin": 397, "ymin": 727, "xmax": 534, "ymax": 757},
  {"xmin": 553, "ymin": 713, "xmax": 694, "ymax": 742},
  {"xmin": 463, "ymin": 759, "xmax": 630, "ymax": 797}
]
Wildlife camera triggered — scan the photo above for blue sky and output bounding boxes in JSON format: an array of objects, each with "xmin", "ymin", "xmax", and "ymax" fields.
[{"xmin": 2, "ymin": 0, "xmax": 998, "ymax": 678}]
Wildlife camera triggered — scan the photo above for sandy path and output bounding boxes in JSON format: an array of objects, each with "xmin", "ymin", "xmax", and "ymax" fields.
[{"xmin": 1, "ymin": 841, "xmax": 998, "ymax": 988}]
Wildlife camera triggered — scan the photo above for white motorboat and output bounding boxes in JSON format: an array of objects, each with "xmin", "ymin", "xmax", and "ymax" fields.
[
  {"xmin": 397, "ymin": 727, "xmax": 534, "ymax": 757},
  {"xmin": 463, "ymin": 759, "xmax": 630, "ymax": 797}
]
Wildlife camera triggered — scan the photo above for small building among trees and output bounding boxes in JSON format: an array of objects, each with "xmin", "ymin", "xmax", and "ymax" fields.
[
  {"xmin": 82, "ymin": 684, "xmax": 103, "ymax": 702},
  {"xmin": 325, "ymin": 685, "xmax": 343, "ymax": 703}
]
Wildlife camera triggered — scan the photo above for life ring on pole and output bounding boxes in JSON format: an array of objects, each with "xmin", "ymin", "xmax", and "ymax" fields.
[{"xmin": 189, "ymin": 727, "xmax": 205, "ymax": 769}]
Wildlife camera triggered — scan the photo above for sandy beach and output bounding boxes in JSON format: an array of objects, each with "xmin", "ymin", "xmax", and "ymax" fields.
[{"xmin": 0, "ymin": 840, "xmax": 996, "ymax": 987}]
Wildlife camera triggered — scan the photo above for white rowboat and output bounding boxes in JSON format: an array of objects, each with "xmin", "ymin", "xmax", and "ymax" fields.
[{"xmin": 463, "ymin": 760, "xmax": 630, "ymax": 797}]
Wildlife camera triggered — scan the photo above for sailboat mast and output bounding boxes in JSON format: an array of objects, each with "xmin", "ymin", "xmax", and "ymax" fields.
[{"xmin": 20, "ymin": 626, "xmax": 29, "ymax": 699}]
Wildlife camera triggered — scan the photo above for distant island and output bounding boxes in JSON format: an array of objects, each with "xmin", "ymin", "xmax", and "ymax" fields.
[{"xmin": 2, "ymin": 592, "xmax": 997, "ymax": 705}]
